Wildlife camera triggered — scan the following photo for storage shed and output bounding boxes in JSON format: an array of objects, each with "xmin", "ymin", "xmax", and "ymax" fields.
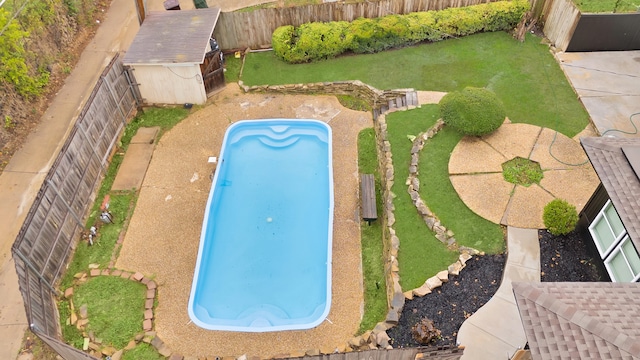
[{"xmin": 123, "ymin": 8, "xmax": 224, "ymax": 105}]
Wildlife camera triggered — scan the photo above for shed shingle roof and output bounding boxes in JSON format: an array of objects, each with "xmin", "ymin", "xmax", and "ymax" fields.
[
  {"xmin": 580, "ymin": 137, "xmax": 640, "ymax": 251},
  {"xmin": 123, "ymin": 8, "xmax": 220, "ymax": 65},
  {"xmin": 513, "ymin": 282, "xmax": 640, "ymax": 360}
]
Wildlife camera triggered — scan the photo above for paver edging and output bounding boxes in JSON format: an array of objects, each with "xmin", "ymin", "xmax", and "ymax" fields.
[{"xmin": 62, "ymin": 268, "xmax": 162, "ymax": 359}]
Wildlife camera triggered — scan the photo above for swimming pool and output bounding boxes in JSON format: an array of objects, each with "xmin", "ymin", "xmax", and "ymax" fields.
[{"xmin": 188, "ymin": 119, "xmax": 333, "ymax": 332}]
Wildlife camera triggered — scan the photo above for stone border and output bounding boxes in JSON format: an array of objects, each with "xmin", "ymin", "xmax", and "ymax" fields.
[
  {"xmin": 62, "ymin": 269, "xmax": 160, "ymax": 360},
  {"xmin": 370, "ymin": 112, "xmax": 481, "ymax": 348},
  {"xmin": 238, "ymin": 80, "xmax": 418, "ymax": 117},
  {"xmin": 406, "ymin": 120, "xmax": 482, "ymax": 255}
]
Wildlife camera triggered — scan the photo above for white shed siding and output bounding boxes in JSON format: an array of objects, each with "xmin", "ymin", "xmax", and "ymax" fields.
[{"xmin": 133, "ymin": 64, "xmax": 207, "ymax": 104}]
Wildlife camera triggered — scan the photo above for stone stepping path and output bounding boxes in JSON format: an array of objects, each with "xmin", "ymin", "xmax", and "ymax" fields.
[{"xmin": 111, "ymin": 127, "xmax": 160, "ymax": 191}]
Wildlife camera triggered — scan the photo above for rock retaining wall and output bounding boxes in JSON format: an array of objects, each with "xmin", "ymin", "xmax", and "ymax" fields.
[{"xmin": 239, "ymin": 80, "xmax": 417, "ymax": 117}]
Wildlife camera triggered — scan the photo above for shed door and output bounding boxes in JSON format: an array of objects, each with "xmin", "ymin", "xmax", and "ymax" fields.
[{"xmin": 201, "ymin": 49, "xmax": 225, "ymax": 95}]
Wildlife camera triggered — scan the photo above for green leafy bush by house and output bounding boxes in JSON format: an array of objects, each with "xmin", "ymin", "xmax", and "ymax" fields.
[
  {"xmin": 439, "ymin": 87, "xmax": 506, "ymax": 136},
  {"xmin": 272, "ymin": 0, "xmax": 530, "ymax": 63},
  {"xmin": 543, "ymin": 199, "xmax": 579, "ymax": 236}
]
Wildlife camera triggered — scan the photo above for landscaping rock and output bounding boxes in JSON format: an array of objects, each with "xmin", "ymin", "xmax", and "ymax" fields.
[
  {"xmin": 436, "ymin": 270, "xmax": 449, "ymax": 282},
  {"xmin": 111, "ymin": 350, "xmax": 124, "ymax": 360},
  {"xmin": 374, "ymin": 331, "xmax": 391, "ymax": 348},
  {"xmin": 101, "ymin": 346, "xmax": 117, "ymax": 356},
  {"xmin": 78, "ymin": 304, "xmax": 88, "ymax": 319},
  {"xmin": 425, "ymin": 276, "xmax": 442, "ymax": 290},
  {"xmin": 413, "ymin": 284, "xmax": 431, "ymax": 297}
]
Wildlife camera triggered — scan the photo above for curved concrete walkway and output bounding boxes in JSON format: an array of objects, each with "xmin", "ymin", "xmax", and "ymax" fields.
[{"xmin": 456, "ymin": 227, "xmax": 540, "ymax": 359}]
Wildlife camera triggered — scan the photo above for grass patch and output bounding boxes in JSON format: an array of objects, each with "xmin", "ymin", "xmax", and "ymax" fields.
[
  {"xmin": 60, "ymin": 193, "xmax": 134, "ymax": 289},
  {"xmin": 573, "ymin": 0, "xmax": 638, "ymax": 12},
  {"xmin": 357, "ymin": 128, "xmax": 387, "ymax": 333},
  {"xmin": 59, "ymin": 299, "xmax": 84, "ymax": 349},
  {"xmin": 419, "ymin": 127, "xmax": 505, "ymax": 254},
  {"xmin": 386, "ymin": 107, "xmax": 459, "ymax": 290},
  {"xmin": 122, "ymin": 343, "xmax": 165, "ymax": 360},
  {"xmin": 223, "ymin": 55, "xmax": 242, "ymax": 82},
  {"xmin": 60, "ymin": 107, "xmax": 189, "ymax": 289},
  {"xmin": 73, "ymin": 276, "xmax": 146, "ymax": 349},
  {"xmin": 242, "ymin": 32, "xmax": 588, "ymax": 137},
  {"xmin": 337, "ymin": 94, "xmax": 372, "ymax": 112},
  {"xmin": 502, "ymin": 157, "xmax": 543, "ymax": 186}
]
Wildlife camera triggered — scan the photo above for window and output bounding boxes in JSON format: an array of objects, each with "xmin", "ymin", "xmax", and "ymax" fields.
[
  {"xmin": 589, "ymin": 201, "xmax": 626, "ymax": 258},
  {"xmin": 589, "ymin": 200, "xmax": 640, "ymax": 282},
  {"xmin": 605, "ymin": 236, "xmax": 640, "ymax": 282}
]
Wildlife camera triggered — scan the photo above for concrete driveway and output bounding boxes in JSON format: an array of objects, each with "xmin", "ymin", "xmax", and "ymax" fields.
[{"xmin": 556, "ymin": 51, "xmax": 640, "ymax": 138}]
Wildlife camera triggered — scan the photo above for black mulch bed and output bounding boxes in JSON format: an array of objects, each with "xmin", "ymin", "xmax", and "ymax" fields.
[
  {"xmin": 387, "ymin": 255, "xmax": 505, "ymax": 348},
  {"xmin": 388, "ymin": 229, "xmax": 607, "ymax": 348},
  {"xmin": 539, "ymin": 229, "xmax": 607, "ymax": 282}
]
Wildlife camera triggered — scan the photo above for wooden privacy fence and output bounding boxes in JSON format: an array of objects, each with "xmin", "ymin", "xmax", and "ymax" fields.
[
  {"xmin": 294, "ymin": 347, "xmax": 463, "ymax": 360},
  {"xmin": 11, "ymin": 53, "xmax": 139, "ymax": 360},
  {"xmin": 214, "ymin": 0, "xmax": 500, "ymax": 50},
  {"xmin": 537, "ymin": 0, "xmax": 579, "ymax": 51}
]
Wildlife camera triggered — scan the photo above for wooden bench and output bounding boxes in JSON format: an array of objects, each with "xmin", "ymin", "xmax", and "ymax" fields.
[{"xmin": 360, "ymin": 174, "xmax": 378, "ymax": 225}]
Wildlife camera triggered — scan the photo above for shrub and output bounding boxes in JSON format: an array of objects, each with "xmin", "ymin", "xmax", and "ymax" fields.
[
  {"xmin": 543, "ymin": 199, "xmax": 579, "ymax": 236},
  {"xmin": 439, "ymin": 87, "xmax": 506, "ymax": 136},
  {"xmin": 273, "ymin": 22, "xmax": 351, "ymax": 63},
  {"xmin": 272, "ymin": 0, "xmax": 530, "ymax": 63}
]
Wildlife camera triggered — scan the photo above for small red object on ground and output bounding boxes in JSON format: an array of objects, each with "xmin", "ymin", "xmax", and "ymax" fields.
[{"xmin": 100, "ymin": 195, "xmax": 110, "ymax": 211}]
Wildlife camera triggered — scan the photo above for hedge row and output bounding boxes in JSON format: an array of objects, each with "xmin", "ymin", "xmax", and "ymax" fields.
[{"xmin": 272, "ymin": 0, "xmax": 530, "ymax": 63}]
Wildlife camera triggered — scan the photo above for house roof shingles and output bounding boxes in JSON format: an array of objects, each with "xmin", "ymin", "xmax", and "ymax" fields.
[
  {"xmin": 122, "ymin": 8, "xmax": 220, "ymax": 65},
  {"xmin": 580, "ymin": 137, "xmax": 640, "ymax": 251},
  {"xmin": 513, "ymin": 282, "xmax": 640, "ymax": 360}
]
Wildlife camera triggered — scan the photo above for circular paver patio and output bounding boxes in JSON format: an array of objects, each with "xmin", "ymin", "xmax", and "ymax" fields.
[{"xmin": 449, "ymin": 122, "xmax": 600, "ymax": 229}]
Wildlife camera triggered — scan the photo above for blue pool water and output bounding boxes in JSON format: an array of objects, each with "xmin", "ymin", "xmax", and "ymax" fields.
[{"xmin": 188, "ymin": 119, "xmax": 333, "ymax": 332}]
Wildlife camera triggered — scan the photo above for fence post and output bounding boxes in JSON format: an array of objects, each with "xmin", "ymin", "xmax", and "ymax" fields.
[{"xmin": 124, "ymin": 67, "xmax": 142, "ymax": 106}]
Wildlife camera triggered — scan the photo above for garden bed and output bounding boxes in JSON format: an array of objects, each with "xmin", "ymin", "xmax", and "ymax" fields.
[{"xmin": 388, "ymin": 228, "xmax": 606, "ymax": 348}]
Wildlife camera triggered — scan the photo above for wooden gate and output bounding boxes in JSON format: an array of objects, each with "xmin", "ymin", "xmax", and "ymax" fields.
[{"xmin": 200, "ymin": 49, "xmax": 225, "ymax": 95}]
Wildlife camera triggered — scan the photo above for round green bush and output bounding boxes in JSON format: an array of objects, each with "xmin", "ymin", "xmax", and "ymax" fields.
[
  {"xmin": 439, "ymin": 87, "xmax": 506, "ymax": 136},
  {"xmin": 543, "ymin": 199, "xmax": 579, "ymax": 236}
]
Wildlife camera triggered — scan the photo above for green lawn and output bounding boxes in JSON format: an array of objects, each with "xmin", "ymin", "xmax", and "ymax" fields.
[
  {"xmin": 386, "ymin": 107, "xmax": 459, "ymax": 290},
  {"xmin": 357, "ymin": 128, "xmax": 387, "ymax": 332},
  {"xmin": 242, "ymin": 31, "xmax": 588, "ymax": 137},
  {"xmin": 573, "ymin": 0, "xmax": 638, "ymax": 12},
  {"xmin": 419, "ymin": 126, "xmax": 505, "ymax": 254},
  {"xmin": 73, "ymin": 276, "xmax": 146, "ymax": 349}
]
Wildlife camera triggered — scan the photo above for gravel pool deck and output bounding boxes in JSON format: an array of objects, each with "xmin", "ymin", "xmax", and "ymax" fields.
[{"xmin": 115, "ymin": 85, "xmax": 371, "ymax": 358}]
